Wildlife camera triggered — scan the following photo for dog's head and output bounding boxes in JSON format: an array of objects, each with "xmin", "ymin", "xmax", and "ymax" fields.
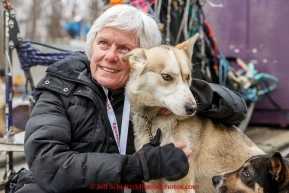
[
  {"xmin": 122, "ymin": 33, "xmax": 199, "ymax": 116},
  {"xmin": 212, "ymin": 152, "xmax": 289, "ymax": 193}
]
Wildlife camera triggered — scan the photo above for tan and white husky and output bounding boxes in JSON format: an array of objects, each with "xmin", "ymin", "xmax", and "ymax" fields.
[{"xmin": 122, "ymin": 33, "xmax": 264, "ymax": 193}]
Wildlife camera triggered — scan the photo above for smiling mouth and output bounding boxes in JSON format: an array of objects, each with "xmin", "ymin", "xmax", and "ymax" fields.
[{"xmin": 101, "ymin": 67, "xmax": 119, "ymax": 73}]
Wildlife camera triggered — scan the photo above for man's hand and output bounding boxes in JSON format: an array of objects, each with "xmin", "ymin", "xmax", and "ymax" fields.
[
  {"xmin": 121, "ymin": 129, "xmax": 191, "ymax": 183},
  {"xmin": 174, "ymin": 141, "xmax": 192, "ymax": 157}
]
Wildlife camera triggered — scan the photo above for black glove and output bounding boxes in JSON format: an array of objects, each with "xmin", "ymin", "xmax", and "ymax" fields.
[
  {"xmin": 121, "ymin": 129, "xmax": 189, "ymax": 183},
  {"xmin": 5, "ymin": 168, "xmax": 35, "ymax": 193},
  {"xmin": 191, "ymin": 78, "xmax": 247, "ymax": 125},
  {"xmin": 190, "ymin": 78, "xmax": 213, "ymax": 112}
]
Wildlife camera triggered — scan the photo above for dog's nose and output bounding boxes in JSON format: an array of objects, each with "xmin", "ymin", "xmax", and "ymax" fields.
[
  {"xmin": 212, "ymin": 175, "xmax": 222, "ymax": 186},
  {"xmin": 185, "ymin": 102, "xmax": 196, "ymax": 115}
]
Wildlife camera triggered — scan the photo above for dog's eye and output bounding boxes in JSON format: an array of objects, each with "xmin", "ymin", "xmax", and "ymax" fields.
[
  {"xmin": 186, "ymin": 75, "xmax": 190, "ymax": 81},
  {"xmin": 161, "ymin": 74, "xmax": 173, "ymax": 81},
  {"xmin": 242, "ymin": 170, "xmax": 251, "ymax": 178}
]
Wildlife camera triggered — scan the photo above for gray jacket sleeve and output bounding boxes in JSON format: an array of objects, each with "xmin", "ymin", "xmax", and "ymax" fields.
[
  {"xmin": 24, "ymin": 90, "xmax": 128, "ymax": 193},
  {"xmin": 190, "ymin": 79, "xmax": 247, "ymax": 125}
]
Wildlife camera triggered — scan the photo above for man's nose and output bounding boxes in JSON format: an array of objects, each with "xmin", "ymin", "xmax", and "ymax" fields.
[{"xmin": 105, "ymin": 46, "xmax": 119, "ymax": 62}]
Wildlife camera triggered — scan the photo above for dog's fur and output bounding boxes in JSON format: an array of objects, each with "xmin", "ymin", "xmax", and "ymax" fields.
[
  {"xmin": 122, "ymin": 34, "xmax": 264, "ymax": 193},
  {"xmin": 212, "ymin": 152, "xmax": 289, "ymax": 193}
]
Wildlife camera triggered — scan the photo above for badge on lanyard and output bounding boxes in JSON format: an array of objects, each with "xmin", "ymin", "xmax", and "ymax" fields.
[{"xmin": 102, "ymin": 86, "xmax": 130, "ymax": 154}]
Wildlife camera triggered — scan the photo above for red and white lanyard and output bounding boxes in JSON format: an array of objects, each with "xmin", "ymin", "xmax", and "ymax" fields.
[{"xmin": 102, "ymin": 86, "xmax": 130, "ymax": 155}]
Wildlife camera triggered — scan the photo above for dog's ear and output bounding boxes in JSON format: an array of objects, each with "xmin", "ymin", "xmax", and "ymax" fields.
[
  {"xmin": 269, "ymin": 152, "xmax": 285, "ymax": 183},
  {"xmin": 121, "ymin": 48, "xmax": 147, "ymax": 67},
  {"xmin": 175, "ymin": 33, "xmax": 199, "ymax": 60}
]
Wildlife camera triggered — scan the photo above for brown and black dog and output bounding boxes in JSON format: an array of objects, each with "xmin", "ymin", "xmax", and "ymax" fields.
[{"xmin": 212, "ymin": 152, "xmax": 289, "ymax": 193}]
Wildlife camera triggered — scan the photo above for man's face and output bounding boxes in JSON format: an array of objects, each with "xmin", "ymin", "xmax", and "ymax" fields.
[{"xmin": 90, "ymin": 27, "xmax": 139, "ymax": 93}]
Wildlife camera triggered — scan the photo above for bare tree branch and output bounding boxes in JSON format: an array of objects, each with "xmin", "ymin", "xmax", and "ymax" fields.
[
  {"xmin": 45, "ymin": 0, "xmax": 65, "ymax": 39},
  {"xmin": 87, "ymin": 0, "xmax": 103, "ymax": 25},
  {"xmin": 26, "ymin": 0, "xmax": 42, "ymax": 40}
]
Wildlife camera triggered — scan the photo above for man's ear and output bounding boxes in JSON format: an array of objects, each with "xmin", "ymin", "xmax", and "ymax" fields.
[
  {"xmin": 175, "ymin": 33, "xmax": 199, "ymax": 60},
  {"xmin": 269, "ymin": 152, "xmax": 285, "ymax": 183},
  {"xmin": 121, "ymin": 48, "xmax": 147, "ymax": 69}
]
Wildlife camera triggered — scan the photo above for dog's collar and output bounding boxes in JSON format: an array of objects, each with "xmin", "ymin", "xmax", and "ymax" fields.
[{"xmin": 142, "ymin": 115, "xmax": 154, "ymax": 141}]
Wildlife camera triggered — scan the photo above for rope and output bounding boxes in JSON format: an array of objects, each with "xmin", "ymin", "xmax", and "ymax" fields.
[
  {"xmin": 154, "ymin": 0, "xmax": 162, "ymax": 20},
  {"xmin": 130, "ymin": 0, "xmax": 161, "ymax": 24},
  {"xmin": 218, "ymin": 53, "xmax": 230, "ymax": 86},
  {"xmin": 15, "ymin": 41, "xmax": 72, "ymax": 101},
  {"xmin": 176, "ymin": 0, "xmax": 191, "ymax": 44},
  {"xmin": 196, "ymin": 4, "xmax": 209, "ymax": 80},
  {"xmin": 16, "ymin": 42, "xmax": 72, "ymax": 71},
  {"xmin": 183, "ymin": 0, "xmax": 190, "ymax": 41},
  {"xmin": 166, "ymin": 0, "xmax": 172, "ymax": 45},
  {"xmin": 130, "ymin": 0, "xmax": 157, "ymax": 15},
  {"xmin": 146, "ymin": 1, "xmax": 160, "ymax": 23},
  {"xmin": 255, "ymin": 73, "xmax": 278, "ymax": 96},
  {"xmin": 224, "ymin": 59, "xmax": 279, "ymax": 102},
  {"xmin": 265, "ymin": 92, "xmax": 289, "ymax": 121},
  {"xmin": 22, "ymin": 40, "xmax": 72, "ymax": 52},
  {"xmin": 188, "ymin": 0, "xmax": 196, "ymax": 37}
]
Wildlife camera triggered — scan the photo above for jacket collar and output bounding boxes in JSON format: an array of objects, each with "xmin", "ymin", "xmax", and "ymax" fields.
[{"xmin": 46, "ymin": 51, "xmax": 90, "ymax": 82}]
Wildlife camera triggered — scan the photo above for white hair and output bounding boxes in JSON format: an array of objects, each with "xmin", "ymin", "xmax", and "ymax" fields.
[{"xmin": 85, "ymin": 4, "xmax": 162, "ymax": 60}]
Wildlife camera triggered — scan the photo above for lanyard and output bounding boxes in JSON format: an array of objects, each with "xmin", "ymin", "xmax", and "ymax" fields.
[{"xmin": 102, "ymin": 86, "xmax": 130, "ymax": 155}]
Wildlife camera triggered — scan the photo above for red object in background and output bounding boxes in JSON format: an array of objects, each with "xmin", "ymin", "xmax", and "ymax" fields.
[
  {"xmin": 2, "ymin": 0, "xmax": 12, "ymax": 10},
  {"xmin": 130, "ymin": 0, "xmax": 155, "ymax": 13}
]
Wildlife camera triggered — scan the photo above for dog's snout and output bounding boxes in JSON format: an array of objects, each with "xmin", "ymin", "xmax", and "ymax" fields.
[
  {"xmin": 212, "ymin": 175, "xmax": 222, "ymax": 186},
  {"xmin": 185, "ymin": 102, "xmax": 196, "ymax": 115}
]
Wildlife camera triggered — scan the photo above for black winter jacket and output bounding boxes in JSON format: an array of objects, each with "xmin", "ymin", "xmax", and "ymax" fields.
[{"xmin": 24, "ymin": 51, "xmax": 247, "ymax": 193}]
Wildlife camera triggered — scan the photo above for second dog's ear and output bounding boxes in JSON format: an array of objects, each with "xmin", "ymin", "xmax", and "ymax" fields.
[
  {"xmin": 122, "ymin": 48, "xmax": 147, "ymax": 66},
  {"xmin": 175, "ymin": 33, "xmax": 199, "ymax": 60},
  {"xmin": 269, "ymin": 152, "xmax": 285, "ymax": 183}
]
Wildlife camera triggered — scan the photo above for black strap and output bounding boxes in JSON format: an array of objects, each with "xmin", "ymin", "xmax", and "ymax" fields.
[
  {"xmin": 265, "ymin": 93, "xmax": 289, "ymax": 121},
  {"xmin": 138, "ymin": 151, "xmax": 150, "ymax": 182}
]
